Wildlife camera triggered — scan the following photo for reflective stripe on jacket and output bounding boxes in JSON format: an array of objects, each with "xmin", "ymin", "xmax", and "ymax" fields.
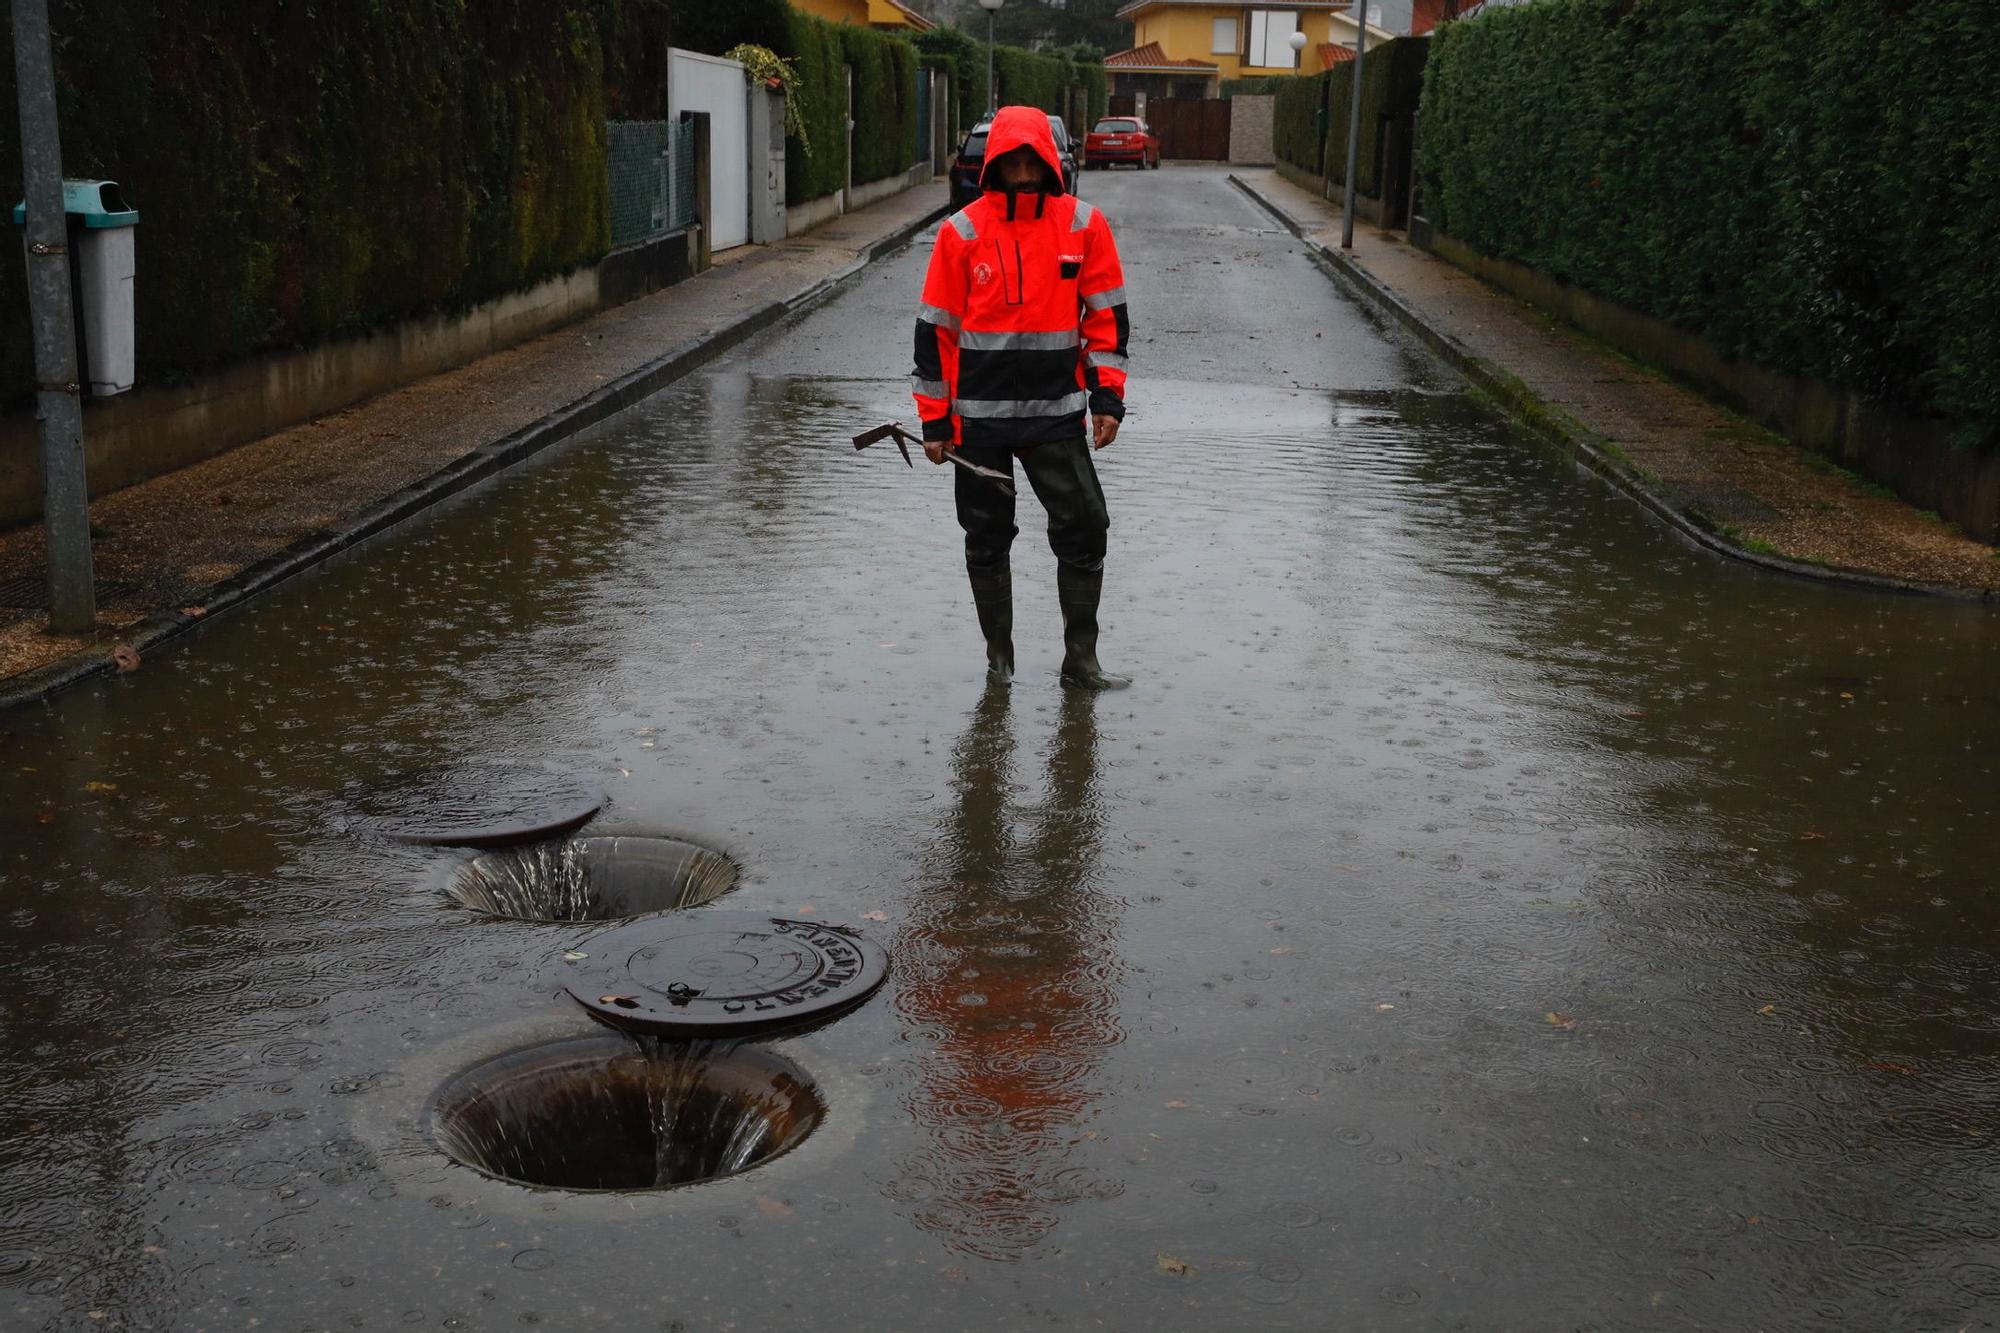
[{"xmin": 912, "ymin": 105, "xmax": 1130, "ymax": 449}]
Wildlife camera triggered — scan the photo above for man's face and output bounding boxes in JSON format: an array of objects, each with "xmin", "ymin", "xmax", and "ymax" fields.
[{"xmin": 993, "ymin": 149, "xmax": 1043, "ymax": 189}]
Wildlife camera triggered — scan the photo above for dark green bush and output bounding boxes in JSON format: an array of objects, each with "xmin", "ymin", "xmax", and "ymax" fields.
[
  {"xmin": 1274, "ymin": 71, "xmax": 1331, "ymax": 175},
  {"xmin": 1420, "ymin": 0, "xmax": 2000, "ymax": 447},
  {"xmin": 914, "ymin": 26, "xmax": 1103, "ymax": 141},
  {"xmin": 780, "ymin": 12, "xmax": 918, "ymax": 205},
  {"xmin": 1272, "ymin": 38, "xmax": 1427, "ymax": 193},
  {"xmin": 0, "ymin": 0, "xmax": 663, "ymax": 401}
]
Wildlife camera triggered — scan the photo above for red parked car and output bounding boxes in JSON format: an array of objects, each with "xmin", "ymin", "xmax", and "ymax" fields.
[{"xmin": 1084, "ymin": 116, "xmax": 1160, "ymax": 171}]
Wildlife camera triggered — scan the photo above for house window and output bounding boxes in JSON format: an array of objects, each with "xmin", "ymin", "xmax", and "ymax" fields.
[
  {"xmin": 1244, "ymin": 10, "xmax": 1301, "ymax": 68},
  {"xmin": 1211, "ymin": 16, "xmax": 1238, "ymax": 54}
]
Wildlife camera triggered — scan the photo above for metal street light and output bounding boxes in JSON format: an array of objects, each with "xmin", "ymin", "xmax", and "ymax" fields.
[
  {"xmin": 978, "ymin": 0, "xmax": 1005, "ymax": 116},
  {"xmin": 1339, "ymin": 0, "xmax": 1370, "ymax": 249}
]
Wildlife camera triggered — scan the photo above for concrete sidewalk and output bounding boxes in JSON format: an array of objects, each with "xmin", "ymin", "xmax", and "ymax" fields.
[
  {"xmin": 1231, "ymin": 169, "xmax": 1999, "ymax": 601},
  {"xmin": 0, "ymin": 181, "xmax": 950, "ymax": 704}
]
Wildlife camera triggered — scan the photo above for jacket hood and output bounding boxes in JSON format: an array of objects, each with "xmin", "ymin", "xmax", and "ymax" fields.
[{"xmin": 978, "ymin": 105, "xmax": 1065, "ymax": 195}]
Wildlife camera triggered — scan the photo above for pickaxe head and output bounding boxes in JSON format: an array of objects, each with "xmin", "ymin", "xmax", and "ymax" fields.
[{"xmin": 852, "ymin": 421, "xmax": 914, "ymax": 467}]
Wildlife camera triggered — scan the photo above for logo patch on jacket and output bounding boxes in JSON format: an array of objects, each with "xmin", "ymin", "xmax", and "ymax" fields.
[{"xmin": 973, "ymin": 262, "xmax": 995, "ymax": 286}]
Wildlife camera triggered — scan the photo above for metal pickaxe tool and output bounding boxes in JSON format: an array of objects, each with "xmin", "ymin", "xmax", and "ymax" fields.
[{"xmin": 852, "ymin": 421, "xmax": 1015, "ymax": 497}]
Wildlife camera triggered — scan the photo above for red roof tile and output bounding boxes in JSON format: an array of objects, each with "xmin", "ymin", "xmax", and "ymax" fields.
[{"xmin": 1105, "ymin": 41, "xmax": 1219, "ymax": 71}]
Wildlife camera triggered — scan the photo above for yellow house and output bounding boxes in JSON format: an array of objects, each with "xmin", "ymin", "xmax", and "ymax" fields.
[
  {"xmin": 788, "ymin": 0, "xmax": 936, "ymax": 32},
  {"xmin": 1108, "ymin": 1, "xmax": 1394, "ymax": 99}
]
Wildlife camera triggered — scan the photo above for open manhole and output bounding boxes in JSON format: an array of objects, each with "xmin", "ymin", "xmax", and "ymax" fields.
[
  {"xmin": 445, "ymin": 836, "xmax": 739, "ymax": 922},
  {"xmin": 564, "ymin": 912, "xmax": 889, "ymax": 1039},
  {"xmin": 429, "ymin": 1036, "xmax": 823, "ymax": 1191},
  {"xmin": 347, "ymin": 761, "xmax": 603, "ymax": 848}
]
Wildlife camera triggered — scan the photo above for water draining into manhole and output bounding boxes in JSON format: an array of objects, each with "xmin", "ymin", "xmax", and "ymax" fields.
[
  {"xmin": 429, "ymin": 1036, "xmax": 823, "ymax": 1191},
  {"xmin": 444, "ymin": 836, "xmax": 739, "ymax": 922}
]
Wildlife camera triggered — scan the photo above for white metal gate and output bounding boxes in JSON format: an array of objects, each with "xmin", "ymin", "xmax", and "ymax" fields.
[{"xmin": 668, "ymin": 48, "xmax": 749, "ymax": 252}]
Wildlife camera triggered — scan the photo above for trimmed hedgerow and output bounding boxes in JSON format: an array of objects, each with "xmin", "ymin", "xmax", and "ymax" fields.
[
  {"xmin": 914, "ymin": 27, "xmax": 1104, "ymax": 143},
  {"xmin": 0, "ymin": 0, "xmax": 672, "ymax": 402},
  {"xmin": 1420, "ymin": 0, "xmax": 2000, "ymax": 447},
  {"xmin": 1272, "ymin": 37, "xmax": 1427, "ymax": 194},
  {"xmin": 780, "ymin": 11, "xmax": 918, "ymax": 206}
]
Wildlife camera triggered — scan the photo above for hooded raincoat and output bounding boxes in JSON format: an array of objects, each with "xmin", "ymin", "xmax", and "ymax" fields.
[{"xmin": 912, "ymin": 106, "xmax": 1130, "ymax": 450}]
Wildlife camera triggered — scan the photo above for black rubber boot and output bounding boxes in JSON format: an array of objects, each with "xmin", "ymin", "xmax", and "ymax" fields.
[
  {"xmin": 1056, "ymin": 565, "xmax": 1130, "ymax": 690},
  {"xmin": 968, "ymin": 565, "xmax": 1015, "ymax": 684}
]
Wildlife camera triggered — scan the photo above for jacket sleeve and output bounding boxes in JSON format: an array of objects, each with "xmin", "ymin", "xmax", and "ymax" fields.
[
  {"xmin": 913, "ymin": 222, "xmax": 966, "ymax": 443},
  {"xmin": 1078, "ymin": 211, "xmax": 1129, "ymax": 421}
]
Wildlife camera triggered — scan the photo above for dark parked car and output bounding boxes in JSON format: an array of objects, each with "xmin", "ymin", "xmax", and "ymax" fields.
[{"xmin": 948, "ymin": 114, "xmax": 1080, "ymax": 209}]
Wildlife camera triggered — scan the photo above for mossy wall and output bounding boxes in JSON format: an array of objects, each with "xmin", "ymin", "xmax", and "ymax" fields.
[{"xmin": 0, "ymin": 1, "xmax": 675, "ymax": 404}]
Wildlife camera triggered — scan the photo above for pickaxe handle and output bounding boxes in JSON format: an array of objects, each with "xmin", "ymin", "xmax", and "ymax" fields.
[{"xmin": 851, "ymin": 421, "xmax": 1015, "ymax": 497}]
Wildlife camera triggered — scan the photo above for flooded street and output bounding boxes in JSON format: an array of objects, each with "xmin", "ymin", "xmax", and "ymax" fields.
[{"xmin": 2, "ymin": 166, "xmax": 1997, "ymax": 1329}]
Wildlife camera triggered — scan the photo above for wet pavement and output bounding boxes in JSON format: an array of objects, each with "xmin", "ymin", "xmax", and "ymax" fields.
[{"xmin": 2, "ymin": 166, "xmax": 1998, "ymax": 1330}]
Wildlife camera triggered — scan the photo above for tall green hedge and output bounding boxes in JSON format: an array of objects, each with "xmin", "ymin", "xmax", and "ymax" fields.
[
  {"xmin": 1421, "ymin": 0, "xmax": 2000, "ymax": 447},
  {"xmin": 1274, "ymin": 72, "xmax": 1331, "ymax": 175},
  {"xmin": 914, "ymin": 27, "xmax": 1104, "ymax": 140},
  {"xmin": 1272, "ymin": 39, "xmax": 1427, "ymax": 194},
  {"xmin": 780, "ymin": 12, "xmax": 918, "ymax": 206},
  {"xmin": 0, "ymin": 0, "xmax": 667, "ymax": 403}
]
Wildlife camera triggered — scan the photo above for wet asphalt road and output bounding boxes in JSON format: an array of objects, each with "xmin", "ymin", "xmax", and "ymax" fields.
[{"xmin": 2, "ymin": 166, "xmax": 1999, "ymax": 1331}]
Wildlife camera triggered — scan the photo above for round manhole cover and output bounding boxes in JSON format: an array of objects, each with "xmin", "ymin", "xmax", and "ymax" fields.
[
  {"xmin": 348, "ymin": 761, "xmax": 604, "ymax": 847},
  {"xmin": 564, "ymin": 913, "xmax": 888, "ymax": 1037}
]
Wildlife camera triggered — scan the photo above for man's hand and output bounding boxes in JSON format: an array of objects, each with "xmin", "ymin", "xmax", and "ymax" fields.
[
  {"xmin": 1091, "ymin": 414, "xmax": 1121, "ymax": 450},
  {"xmin": 923, "ymin": 439, "xmax": 946, "ymax": 465}
]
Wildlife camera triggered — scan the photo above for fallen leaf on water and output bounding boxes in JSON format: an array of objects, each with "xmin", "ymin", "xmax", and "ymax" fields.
[
  {"xmin": 1269, "ymin": 946, "xmax": 1293, "ymax": 956},
  {"xmin": 1155, "ymin": 1254, "xmax": 1194, "ymax": 1277},
  {"xmin": 1375, "ymin": 1003, "xmax": 1395, "ymax": 1012},
  {"xmin": 863, "ymin": 911, "xmax": 888, "ymax": 922},
  {"xmin": 754, "ymin": 1196, "xmax": 793, "ymax": 1219},
  {"xmin": 562, "ymin": 951, "xmax": 587, "ymax": 962},
  {"xmin": 1840, "ymin": 692, "xmax": 1855, "ymax": 700},
  {"xmin": 941, "ymin": 1265, "xmax": 967, "ymax": 1284},
  {"xmin": 1544, "ymin": 1011, "xmax": 1577, "ymax": 1031},
  {"xmin": 1869, "ymin": 1060, "xmax": 1915, "ymax": 1076},
  {"xmin": 84, "ymin": 781, "xmax": 117, "ymax": 793},
  {"xmin": 111, "ymin": 644, "xmax": 141, "ymax": 673},
  {"xmin": 1164, "ymin": 1099, "xmax": 1189, "ymax": 1109},
  {"xmin": 180, "ymin": 606, "xmax": 207, "ymax": 619},
  {"xmin": 598, "ymin": 994, "xmax": 639, "ymax": 1007},
  {"xmin": 1757, "ymin": 1004, "xmax": 1777, "ymax": 1016},
  {"xmin": 34, "ymin": 809, "xmax": 55, "ymax": 825},
  {"xmin": 1798, "ymin": 831, "xmax": 1826, "ymax": 841},
  {"xmin": 794, "ymin": 904, "xmax": 817, "ymax": 916}
]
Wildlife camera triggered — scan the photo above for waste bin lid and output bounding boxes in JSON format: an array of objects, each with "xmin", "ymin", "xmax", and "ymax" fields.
[{"xmin": 12, "ymin": 179, "xmax": 139, "ymax": 228}]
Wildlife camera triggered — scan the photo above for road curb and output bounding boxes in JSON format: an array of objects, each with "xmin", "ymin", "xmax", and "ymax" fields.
[
  {"xmin": 1227, "ymin": 174, "xmax": 1990, "ymax": 604},
  {"xmin": 1, "ymin": 195, "xmax": 953, "ymax": 713}
]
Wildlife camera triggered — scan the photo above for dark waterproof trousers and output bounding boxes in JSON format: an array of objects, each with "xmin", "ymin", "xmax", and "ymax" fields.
[{"xmin": 955, "ymin": 437, "xmax": 1109, "ymax": 576}]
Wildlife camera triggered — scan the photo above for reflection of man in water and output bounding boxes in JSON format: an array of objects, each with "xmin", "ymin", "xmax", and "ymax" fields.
[{"xmin": 891, "ymin": 690, "xmax": 1125, "ymax": 1259}]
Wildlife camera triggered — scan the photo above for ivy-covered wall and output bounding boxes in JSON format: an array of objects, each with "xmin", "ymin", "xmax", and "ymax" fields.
[
  {"xmin": 1421, "ymin": 0, "xmax": 2000, "ymax": 449},
  {"xmin": 0, "ymin": 0, "xmax": 673, "ymax": 405}
]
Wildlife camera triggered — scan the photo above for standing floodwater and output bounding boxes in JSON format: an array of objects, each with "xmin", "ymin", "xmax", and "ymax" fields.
[{"xmin": 1, "ymin": 168, "xmax": 1996, "ymax": 1330}]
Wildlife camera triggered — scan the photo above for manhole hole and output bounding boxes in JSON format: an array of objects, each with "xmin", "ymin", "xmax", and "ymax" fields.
[
  {"xmin": 444, "ymin": 836, "xmax": 738, "ymax": 922},
  {"xmin": 429, "ymin": 1036, "xmax": 823, "ymax": 1191},
  {"xmin": 347, "ymin": 761, "xmax": 603, "ymax": 847},
  {"xmin": 563, "ymin": 912, "xmax": 889, "ymax": 1038}
]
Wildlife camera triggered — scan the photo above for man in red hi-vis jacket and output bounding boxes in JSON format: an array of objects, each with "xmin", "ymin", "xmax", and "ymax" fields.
[{"xmin": 912, "ymin": 105, "xmax": 1132, "ymax": 691}]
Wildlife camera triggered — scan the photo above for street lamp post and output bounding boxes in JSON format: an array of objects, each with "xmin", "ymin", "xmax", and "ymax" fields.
[
  {"xmin": 1339, "ymin": 0, "xmax": 1370, "ymax": 249},
  {"xmin": 978, "ymin": 0, "xmax": 1005, "ymax": 115}
]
